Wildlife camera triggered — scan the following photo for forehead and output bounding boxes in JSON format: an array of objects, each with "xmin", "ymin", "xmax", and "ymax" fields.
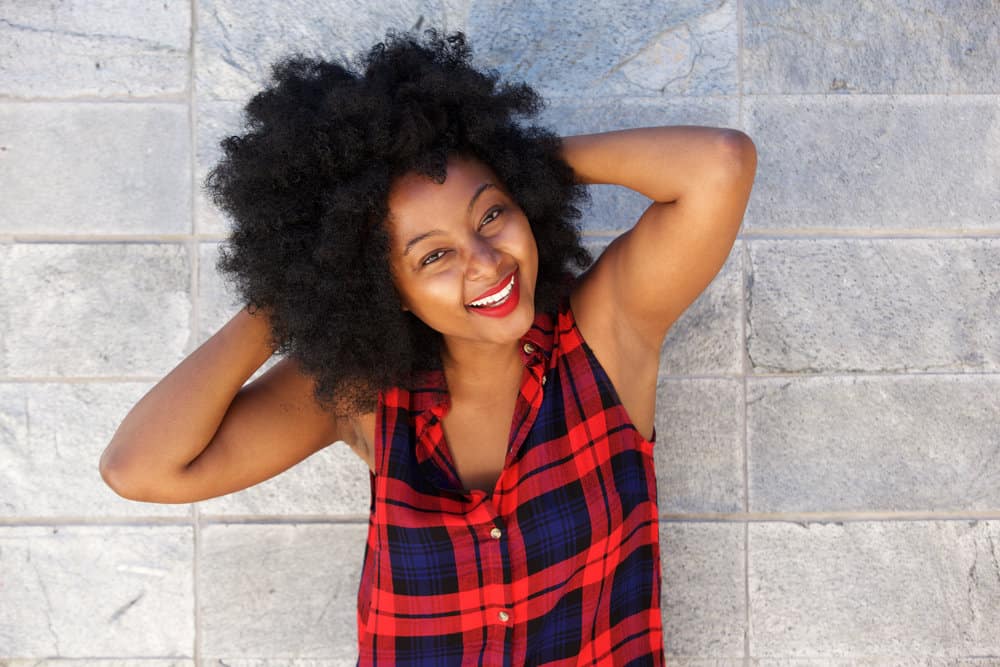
[{"xmin": 387, "ymin": 156, "xmax": 503, "ymax": 235}]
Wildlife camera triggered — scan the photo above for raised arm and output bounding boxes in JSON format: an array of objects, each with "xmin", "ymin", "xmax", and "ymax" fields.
[
  {"xmin": 98, "ymin": 307, "xmax": 370, "ymax": 504},
  {"xmin": 562, "ymin": 125, "xmax": 757, "ymax": 351}
]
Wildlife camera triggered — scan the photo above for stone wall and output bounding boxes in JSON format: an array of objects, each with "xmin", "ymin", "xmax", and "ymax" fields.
[{"xmin": 1, "ymin": 1, "xmax": 998, "ymax": 664}]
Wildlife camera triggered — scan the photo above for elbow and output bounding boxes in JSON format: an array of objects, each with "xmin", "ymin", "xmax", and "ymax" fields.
[
  {"xmin": 717, "ymin": 129, "xmax": 757, "ymax": 177},
  {"xmin": 98, "ymin": 447, "xmax": 150, "ymax": 502}
]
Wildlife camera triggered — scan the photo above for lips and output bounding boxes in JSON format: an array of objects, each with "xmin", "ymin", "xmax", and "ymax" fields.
[
  {"xmin": 465, "ymin": 268, "xmax": 521, "ymax": 318},
  {"xmin": 466, "ymin": 269, "xmax": 516, "ymax": 306}
]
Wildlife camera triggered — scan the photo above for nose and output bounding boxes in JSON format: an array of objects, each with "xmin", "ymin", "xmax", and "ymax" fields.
[{"xmin": 464, "ymin": 234, "xmax": 502, "ymax": 281}]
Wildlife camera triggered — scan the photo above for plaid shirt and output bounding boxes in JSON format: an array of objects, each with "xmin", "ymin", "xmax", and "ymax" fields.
[{"xmin": 357, "ymin": 298, "xmax": 664, "ymax": 666}]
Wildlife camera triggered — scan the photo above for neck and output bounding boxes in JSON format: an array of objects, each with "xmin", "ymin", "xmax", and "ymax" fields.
[{"xmin": 440, "ymin": 338, "xmax": 523, "ymax": 399}]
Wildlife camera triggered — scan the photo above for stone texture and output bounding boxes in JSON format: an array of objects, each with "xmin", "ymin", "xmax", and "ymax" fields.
[
  {"xmin": 655, "ymin": 379, "xmax": 744, "ymax": 514},
  {"xmin": 748, "ymin": 375, "xmax": 1000, "ymax": 513},
  {"xmin": 0, "ymin": 381, "xmax": 190, "ymax": 517},
  {"xmin": 197, "ymin": 242, "xmax": 281, "ymax": 382},
  {"xmin": 744, "ymin": 0, "xmax": 1000, "ymax": 94},
  {"xmin": 196, "ymin": 101, "xmax": 244, "ymax": 235},
  {"xmin": 461, "ymin": 0, "xmax": 738, "ymax": 98},
  {"xmin": 0, "ymin": 244, "xmax": 191, "ymax": 376},
  {"xmin": 742, "ymin": 96, "xmax": 1000, "ymax": 231},
  {"xmin": 197, "ymin": 242, "xmax": 250, "ymax": 343},
  {"xmin": 584, "ymin": 236, "xmax": 744, "ymax": 378},
  {"xmin": 661, "ymin": 521, "xmax": 746, "ymax": 657},
  {"xmin": 0, "ymin": 525, "xmax": 193, "ymax": 656},
  {"xmin": 748, "ymin": 521, "xmax": 1000, "ymax": 657},
  {"xmin": 199, "ymin": 523, "xmax": 367, "ymax": 659},
  {"xmin": 542, "ymin": 97, "xmax": 741, "ymax": 235},
  {"xmin": 196, "ymin": 0, "xmax": 451, "ymax": 101},
  {"xmin": 0, "ymin": 103, "xmax": 191, "ymax": 235},
  {"xmin": 746, "ymin": 239, "xmax": 1000, "ymax": 373},
  {"xmin": 0, "ymin": 1, "xmax": 189, "ymax": 98},
  {"xmin": 0, "ymin": 662, "xmax": 192, "ymax": 667},
  {"xmin": 660, "ymin": 244, "xmax": 744, "ymax": 377},
  {"xmin": 196, "ymin": 442, "xmax": 371, "ymax": 517}
]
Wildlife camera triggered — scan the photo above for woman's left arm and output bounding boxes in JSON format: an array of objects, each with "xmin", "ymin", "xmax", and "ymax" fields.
[{"xmin": 561, "ymin": 126, "xmax": 757, "ymax": 352}]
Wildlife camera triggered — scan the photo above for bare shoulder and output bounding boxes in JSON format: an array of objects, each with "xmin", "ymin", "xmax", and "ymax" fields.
[{"xmin": 569, "ymin": 258, "xmax": 659, "ymax": 441}]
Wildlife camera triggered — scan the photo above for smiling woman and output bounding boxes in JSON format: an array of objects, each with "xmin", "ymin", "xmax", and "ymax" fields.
[{"xmin": 98, "ymin": 27, "xmax": 755, "ymax": 666}]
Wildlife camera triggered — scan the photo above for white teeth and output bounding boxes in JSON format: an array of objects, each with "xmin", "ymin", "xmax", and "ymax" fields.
[{"xmin": 469, "ymin": 274, "xmax": 515, "ymax": 307}]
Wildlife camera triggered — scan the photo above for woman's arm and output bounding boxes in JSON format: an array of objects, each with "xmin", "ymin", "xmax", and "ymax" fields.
[
  {"xmin": 561, "ymin": 126, "xmax": 757, "ymax": 350},
  {"xmin": 98, "ymin": 307, "xmax": 362, "ymax": 504}
]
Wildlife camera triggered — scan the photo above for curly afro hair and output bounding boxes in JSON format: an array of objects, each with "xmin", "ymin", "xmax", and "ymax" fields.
[{"xmin": 204, "ymin": 29, "xmax": 592, "ymax": 416}]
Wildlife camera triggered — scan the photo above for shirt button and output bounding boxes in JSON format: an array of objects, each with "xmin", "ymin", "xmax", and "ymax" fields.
[
  {"xmin": 490, "ymin": 527, "xmax": 502, "ymax": 540},
  {"xmin": 498, "ymin": 610, "xmax": 510, "ymax": 622},
  {"xmin": 522, "ymin": 342, "xmax": 536, "ymax": 354}
]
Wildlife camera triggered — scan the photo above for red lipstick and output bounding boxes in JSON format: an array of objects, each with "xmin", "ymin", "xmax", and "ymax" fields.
[{"xmin": 465, "ymin": 268, "xmax": 520, "ymax": 318}]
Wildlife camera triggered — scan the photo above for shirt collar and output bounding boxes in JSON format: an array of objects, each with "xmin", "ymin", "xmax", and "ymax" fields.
[{"xmin": 408, "ymin": 305, "xmax": 558, "ymax": 440}]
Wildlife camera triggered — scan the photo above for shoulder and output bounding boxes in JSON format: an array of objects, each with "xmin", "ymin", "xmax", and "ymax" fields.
[{"xmin": 566, "ymin": 262, "xmax": 659, "ymax": 440}]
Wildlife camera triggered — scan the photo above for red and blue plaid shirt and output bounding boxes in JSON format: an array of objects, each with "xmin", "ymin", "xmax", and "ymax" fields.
[{"xmin": 357, "ymin": 297, "xmax": 664, "ymax": 665}]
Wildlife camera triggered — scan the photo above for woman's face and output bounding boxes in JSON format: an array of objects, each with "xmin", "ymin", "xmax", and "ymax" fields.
[{"xmin": 386, "ymin": 155, "xmax": 538, "ymax": 349}]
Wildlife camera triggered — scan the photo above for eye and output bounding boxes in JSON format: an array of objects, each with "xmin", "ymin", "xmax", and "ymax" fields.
[
  {"xmin": 421, "ymin": 249, "xmax": 448, "ymax": 266},
  {"xmin": 479, "ymin": 206, "xmax": 503, "ymax": 229}
]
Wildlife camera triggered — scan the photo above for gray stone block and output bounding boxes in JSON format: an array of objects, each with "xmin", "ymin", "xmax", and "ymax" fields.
[
  {"xmin": 661, "ymin": 521, "xmax": 746, "ymax": 657},
  {"xmin": 199, "ymin": 523, "xmax": 367, "ymax": 659},
  {"xmin": 748, "ymin": 521, "xmax": 1000, "ymax": 656},
  {"xmin": 196, "ymin": 101, "xmax": 244, "ymax": 236},
  {"xmin": 655, "ymin": 379, "xmax": 744, "ymax": 514},
  {"xmin": 197, "ymin": 242, "xmax": 280, "ymax": 383},
  {"xmin": 541, "ymin": 97, "xmax": 742, "ymax": 235},
  {"xmin": 0, "ymin": 103, "xmax": 191, "ymax": 235},
  {"xmin": 0, "ymin": 1, "xmax": 189, "ymax": 98},
  {"xmin": 0, "ymin": 244, "xmax": 191, "ymax": 376},
  {"xmin": 196, "ymin": 442, "xmax": 371, "ymax": 517},
  {"xmin": 660, "ymin": 244, "xmax": 744, "ymax": 377},
  {"xmin": 744, "ymin": 0, "xmax": 1000, "ymax": 94},
  {"xmin": 0, "ymin": 381, "xmax": 190, "ymax": 517},
  {"xmin": 670, "ymin": 661, "xmax": 745, "ymax": 667},
  {"xmin": 463, "ymin": 0, "xmax": 738, "ymax": 98},
  {"xmin": 196, "ymin": 0, "xmax": 450, "ymax": 101},
  {"xmin": 742, "ymin": 96, "xmax": 1000, "ymax": 231},
  {"xmin": 748, "ymin": 375, "xmax": 1000, "ymax": 513},
  {"xmin": 0, "ymin": 662, "xmax": 191, "ymax": 667},
  {"xmin": 584, "ymin": 236, "xmax": 744, "ymax": 378},
  {"xmin": 0, "ymin": 525, "xmax": 193, "ymax": 656},
  {"xmin": 746, "ymin": 239, "xmax": 1000, "ymax": 373},
  {"xmin": 540, "ymin": 97, "xmax": 739, "ymax": 134},
  {"xmin": 198, "ymin": 242, "xmax": 249, "ymax": 344}
]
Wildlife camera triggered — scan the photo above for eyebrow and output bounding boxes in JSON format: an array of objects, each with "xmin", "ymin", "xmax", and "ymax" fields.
[{"xmin": 402, "ymin": 182, "xmax": 496, "ymax": 256}]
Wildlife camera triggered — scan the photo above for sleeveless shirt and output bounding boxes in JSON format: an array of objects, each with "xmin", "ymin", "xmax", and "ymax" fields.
[{"xmin": 357, "ymin": 298, "xmax": 664, "ymax": 666}]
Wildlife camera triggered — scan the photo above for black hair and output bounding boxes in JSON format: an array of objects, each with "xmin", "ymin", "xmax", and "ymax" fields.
[{"xmin": 204, "ymin": 29, "xmax": 591, "ymax": 415}]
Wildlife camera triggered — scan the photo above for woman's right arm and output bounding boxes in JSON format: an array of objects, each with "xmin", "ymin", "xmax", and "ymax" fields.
[{"xmin": 98, "ymin": 306, "xmax": 366, "ymax": 504}]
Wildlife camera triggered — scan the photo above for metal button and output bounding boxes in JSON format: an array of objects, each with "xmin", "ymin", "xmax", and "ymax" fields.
[
  {"xmin": 490, "ymin": 527, "xmax": 502, "ymax": 540},
  {"xmin": 522, "ymin": 342, "xmax": 536, "ymax": 354},
  {"xmin": 498, "ymin": 610, "xmax": 510, "ymax": 622}
]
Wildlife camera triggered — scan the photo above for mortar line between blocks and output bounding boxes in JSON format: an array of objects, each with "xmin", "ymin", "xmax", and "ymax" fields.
[
  {"xmin": 8, "ymin": 369, "xmax": 1000, "ymax": 383},
  {"xmin": 187, "ymin": 0, "xmax": 201, "ymax": 662},
  {"xmin": 740, "ymin": 245, "xmax": 750, "ymax": 665}
]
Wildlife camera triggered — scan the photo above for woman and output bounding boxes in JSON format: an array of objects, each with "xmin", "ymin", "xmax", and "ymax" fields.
[{"xmin": 99, "ymin": 30, "xmax": 756, "ymax": 665}]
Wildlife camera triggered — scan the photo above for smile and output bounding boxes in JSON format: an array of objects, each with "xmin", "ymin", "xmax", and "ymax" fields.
[{"xmin": 466, "ymin": 269, "xmax": 521, "ymax": 317}]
